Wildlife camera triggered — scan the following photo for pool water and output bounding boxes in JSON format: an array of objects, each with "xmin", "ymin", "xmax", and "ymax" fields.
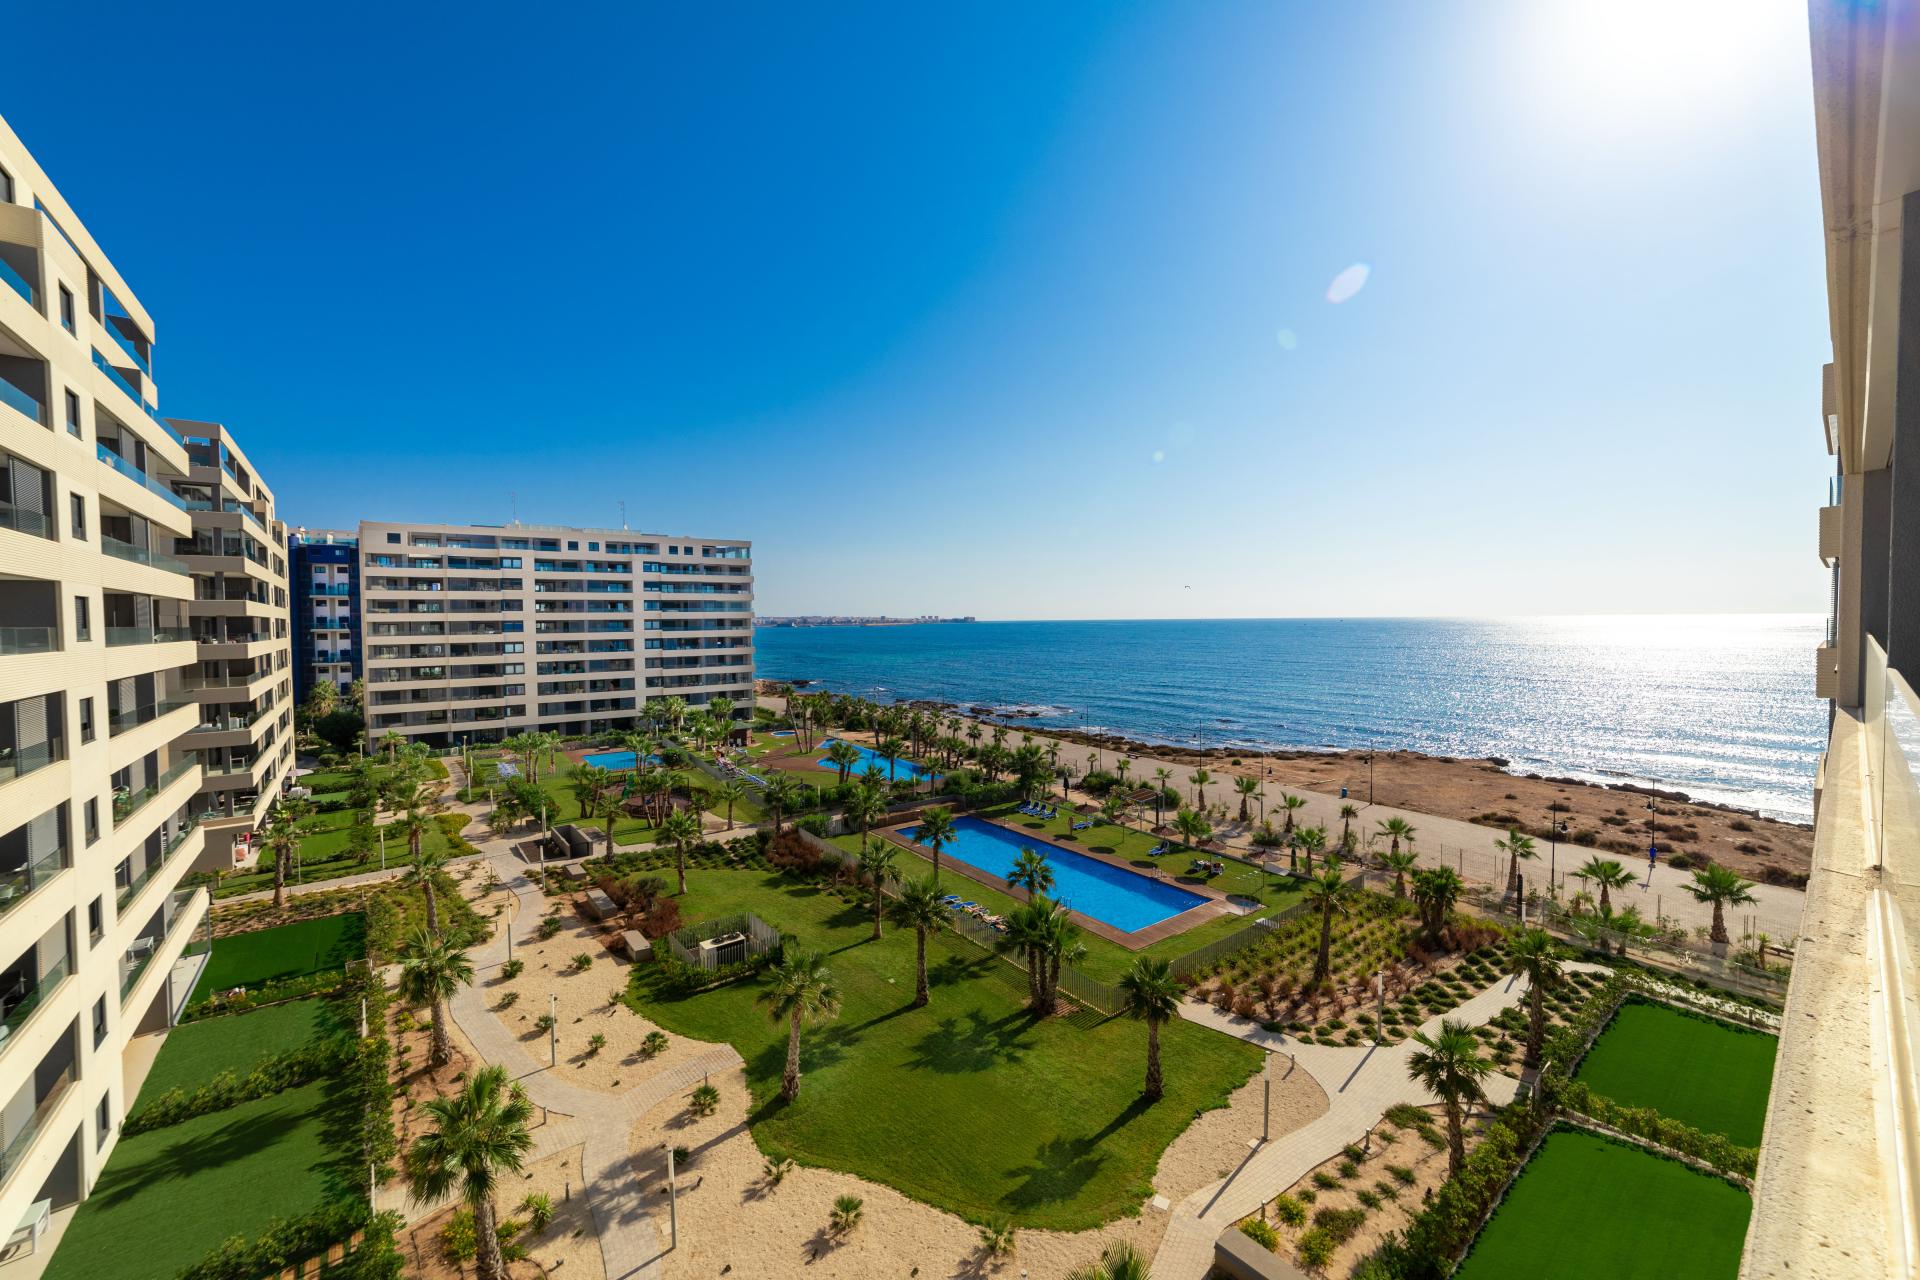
[
  {"xmin": 902, "ymin": 816, "xmax": 1204, "ymax": 933},
  {"xmin": 581, "ymin": 750, "xmax": 662, "ymax": 771},
  {"xmin": 814, "ymin": 738, "xmax": 940, "ymax": 784}
]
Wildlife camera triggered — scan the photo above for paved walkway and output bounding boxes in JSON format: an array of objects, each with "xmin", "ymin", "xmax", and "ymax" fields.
[
  {"xmin": 381, "ymin": 846, "xmax": 742, "ymax": 1280},
  {"xmin": 1147, "ymin": 961, "xmax": 1608, "ymax": 1279}
]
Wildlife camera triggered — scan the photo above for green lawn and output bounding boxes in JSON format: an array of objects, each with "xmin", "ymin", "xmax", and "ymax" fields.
[
  {"xmin": 628, "ymin": 867, "xmax": 1260, "ymax": 1229},
  {"xmin": 1453, "ymin": 1127, "xmax": 1751, "ymax": 1279},
  {"xmin": 848, "ymin": 804, "xmax": 1307, "ymax": 983},
  {"xmin": 1573, "ymin": 999, "xmax": 1777, "ymax": 1145},
  {"xmin": 212, "ymin": 807, "xmax": 470, "ymax": 899},
  {"xmin": 135, "ymin": 998, "xmax": 342, "ymax": 1104},
  {"xmin": 43, "ymin": 1078, "xmax": 359, "ymax": 1280},
  {"xmin": 191, "ymin": 914, "xmax": 366, "ymax": 1002},
  {"xmin": 466, "ymin": 753, "xmax": 769, "ymax": 843}
]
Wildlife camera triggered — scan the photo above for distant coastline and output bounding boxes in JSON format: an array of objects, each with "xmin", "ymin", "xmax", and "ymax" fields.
[{"xmin": 756, "ymin": 615, "xmax": 976, "ymax": 628}]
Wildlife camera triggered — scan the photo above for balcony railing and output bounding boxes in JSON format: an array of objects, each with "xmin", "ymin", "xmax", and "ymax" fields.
[
  {"xmin": 181, "ymin": 671, "xmax": 268, "ymax": 690},
  {"xmin": 89, "ymin": 350, "xmax": 183, "ymax": 448},
  {"xmin": 102, "ymin": 534, "xmax": 190, "ymax": 576},
  {"xmin": 0, "ymin": 1065, "xmax": 74, "ymax": 1189},
  {"xmin": 0, "ymin": 256, "xmax": 33, "ymax": 306},
  {"xmin": 0, "ymin": 845, "xmax": 67, "ymax": 922},
  {"xmin": 118, "ymin": 818, "xmax": 198, "ymax": 911},
  {"xmin": 106, "ymin": 625, "xmax": 193, "ymax": 648},
  {"xmin": 95, "ymin": 443, "xmax": 187, "ymax": 510},
  {"xmin": 121, "ymin": 887, "xmax": 205, "ymax": 1003},
  {"xmin": 0, "ymin": 628, "xmax": 55, "ymax": 656},
  {"xmin": 107, "ymin": 698, "xmax": 190, "ymax": 736},
  {"xmin": 113, "ymin": 755, "xmax": 199, "ymax": 825},
  {"xmin": 2, "ymin": 955, "xmax": 71, "ymax": 1048},
  {"xmin": 0, "ymin": 373, "xmax": 42, "ymax": 426},
  {"xmin": 104, "ymin": 320, "xmax": 151, "ymax": 376},
  {"xmin": 0, "ymin": 740, "xmax": 59, "ymax": 789}
]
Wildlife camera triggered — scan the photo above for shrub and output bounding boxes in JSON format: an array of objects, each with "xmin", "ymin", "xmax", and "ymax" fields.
[
  {"xmin": 1313, "ymin": 1206, "xmax": 1367, "ymax": 1245},
  {"xmin": 764, "ymin": 1156, "xmax": 795, "ymax": 1186},
  {"xmin": 538, "ymin": 918, "xmax": 563, "ymax": 940},
  {"xmin": 520, "ymin": 1191, "xmax": 554, "ymax": 1234},
  {"xmin": 1416, "ymin": 1125, "xmax": 1446, "ymax": 1150},
  {"xmin": 1296, "ymin": 1228, "xmax": 1335, "ymax": 1271},
  {"xmin": 1386, "ymin": 1163, "xmax": 1416, "ymax": 1185},
  {"xmin": 690, "ymin": 1083, "xmax": 720, "ymax": 1116},
  {"xmin": 1240, "ymin": 1218, "xmax": 1280, "ymax": 1250},
  {"xmin": 830, "ymin": 1194, "xmax": 864, "ymax": 1234},
  {"xmin": 586, "ymin": 1032, "xmax": 607, "ymax": 1055},
  {"xmin": 441, "ymin": 1207, "xmax": 478, "ymax": 1263},
  {"xmin": 1357, "ymin": 1189, "xmax": 1383, "ymax": 1210},
  {"xmin": 1384, "ymin": 1103, "xmax": 1428, "ymax": 1129},
  {"xmin": 497, "ymin": 991, "xmax": 520, "ymax": 1009},
  {"xmin": 1272, "ymin": 1193, "xmax": 1307, "ymax": 1227},
  {"xmin": 979, "ymin": 1216, "xmax": 1016, "ymax": 1256},
  {"xmin": 534, "ymin": 1013, "xmax": 556, "ymax": 1033},
  {"xmin": 1337, "ymin": 1159, "xmax": 1360, "ymax": 1179},
  {"xmin": 572, "ymin": 953, "xmax": 594, "ymax": 971},
  {"xmin": 1311, "ymin": 1171, "xmax": 1340, "ymax": 1191},
  {"xmin": 642, "ymin": 1030, "xmax": 668, "ymax": 1056},
  {"xmin": 502, "ymin": 959, "xmax": 525, "ymax": 979}
]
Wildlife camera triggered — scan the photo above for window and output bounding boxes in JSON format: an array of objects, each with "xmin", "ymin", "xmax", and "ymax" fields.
[
  {"xmin": 70, "ymin": 493, "xmax": 85, "ymax": 540},
  {"xmin": 0, "ymin": 165, "xmax": 13, "ymax": 204},
  {"xmin": 79, "ymin": 696, "xmax": 94, "ymax": 743},
  {"xmin": 96, "ymin": 1094, "xmax": 111, "ymax": 1149},
  {"xmin": 88, "ymin": 897, "xmax": 103, "ymax": 945},
  {"xmin": 386, "ymin": 532, "xmax": 400, "ymax": 544},
  {"xmin": 92, "ymin": 996, "xmax": 107, "ymax": 1047},
  {"xmin": 84, "ymin": 798, "xmax": 99, "ymax": 845},
  {"xmin": 59, "ymin": 285, "xmax": 75, "ymax": 335},
  {"xmin": 64, "ymin": 389, "xmax": 81, "ymax": 438},
  {"xmin": 74, "ymin": 595, "xmax": 90, "ymax": 642}
]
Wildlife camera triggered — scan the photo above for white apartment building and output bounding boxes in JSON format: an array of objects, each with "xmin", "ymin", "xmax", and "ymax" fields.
[
  {"xmin": 174, "ymin": 423, "xmax": 293, "ymax": 872},
  {"xmin": 358, "ymin": 520, "xmax": 754, "ymax": 746},
  {"xmin": 0, "ymin": 117, "xmax": 216, "ymax": 1244}
]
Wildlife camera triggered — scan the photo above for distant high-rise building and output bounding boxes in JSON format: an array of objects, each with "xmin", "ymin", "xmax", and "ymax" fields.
[
  {"xmin": 358, "ymin": 520, "xmax": 754, "ymax": 746},
  {"xmin": 289, "ymin": 528, "xmax": 360, "ymax": 706}
]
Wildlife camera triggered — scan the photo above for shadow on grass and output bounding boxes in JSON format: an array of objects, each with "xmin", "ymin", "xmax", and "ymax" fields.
[
  {"xmin": 1000, "ymin": 1093, "xmax": 1155, "ymax": 1212},
  {"xmin": 905, "ymin": 1008, "xmax": 1036, "ymax": 1073}
]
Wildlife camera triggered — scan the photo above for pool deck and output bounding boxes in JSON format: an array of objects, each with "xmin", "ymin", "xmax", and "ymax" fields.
[{"xmin": 879, "ymin": 815, "xmax": 1238, "ymax": 949}]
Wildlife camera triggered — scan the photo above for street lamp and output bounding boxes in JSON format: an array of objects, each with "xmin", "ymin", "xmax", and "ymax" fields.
[{"xmin": 1546, "ymin": 810, "xmax": 1567, "ymax": 898}]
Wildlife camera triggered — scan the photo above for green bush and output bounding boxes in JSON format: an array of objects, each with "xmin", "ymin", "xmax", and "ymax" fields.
[
  {"xmin": 1296, "ymin": 1228, "xmax": 1335, "ymax": 1270},
  {"xmin": 1313, "ymin": 1206, "xmax": 1367, "ymax": 1245},
  {"xmin": 538, "ymin": 918, "xmax": 563, "ymax": 940},
  {"xmin": 502, "ymin": 959, "xmax": 525, "ymax": 979},
  {"xmin": 520, "ymin": 1192, "xmax": 554, "ymax": 1234},
  {"xmin": 1239, "ymin": 1217, "xmax": 1280, "ymax": 1250},
  {"xmin": 1272, "ymin": 1194, "xmax": 1307, "ymax": 1227}
]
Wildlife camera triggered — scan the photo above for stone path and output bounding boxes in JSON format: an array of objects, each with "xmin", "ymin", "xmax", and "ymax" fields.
[
  {"xmin": 381, "ymin": 845, "xmax": 742, "ymax": 1279},
  {"xmin": 1147, "ymin": 961, "xmax": 1608, "ymax": 1279}
]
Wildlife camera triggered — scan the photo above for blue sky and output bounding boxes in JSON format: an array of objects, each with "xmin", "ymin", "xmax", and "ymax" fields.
[{"xmin": 7, "ymin": 0, "xmax": 1827, "ymax": 619}]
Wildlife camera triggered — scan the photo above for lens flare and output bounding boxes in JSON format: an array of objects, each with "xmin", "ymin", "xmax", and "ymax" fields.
[
  {"xmin": 1326, "ymin": 263, "xmax": 1370, "ymax": 304},
  {"xmin": 1151, "ymin": 450, "xmax": 1165, "ymax": 464},
  {"xmin": 1276, "ymin": 328, "xmax": 1298, "ymax": 350}
]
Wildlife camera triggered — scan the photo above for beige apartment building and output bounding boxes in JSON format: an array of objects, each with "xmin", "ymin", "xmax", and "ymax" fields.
[
  {"xmin": 358, "ymin": 520, "xmax": 753, "ymax": 746},
  {"xmin": 0, "ymin": 117, "xmax": 218, "ymax": 1247},
  {"xmin": 174, "ymin": 423, "xmax": 293, "ymax": 872},
  {"xmin": 1747, "ymin": 3, "xmax": 1920, "ymax": 1277}
]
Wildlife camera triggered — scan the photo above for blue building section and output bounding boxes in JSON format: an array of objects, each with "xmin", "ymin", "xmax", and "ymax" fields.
[{"xmin": 289, "ymin": 531, "xmax": 360, "ymax": 706}]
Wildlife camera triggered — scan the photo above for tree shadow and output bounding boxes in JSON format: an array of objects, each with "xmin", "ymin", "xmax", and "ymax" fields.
[
  {"xmin": 1001, "ymin": 1133, "xmax": 1110, "ymax": 1212},
  {"xmin": 905, "ymin": 1009, "xmax": 1035, "ymax": 1073},
  {"xmin": 928, "ymin": 953, "xmax": 994, "ymax": 988}
]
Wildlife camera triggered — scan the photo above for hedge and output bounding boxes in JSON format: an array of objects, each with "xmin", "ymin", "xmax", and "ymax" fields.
[
  {"xmin": 176, "ymin": 1206, "xmax": 403, "ymax": 1280},
  {"xmin": 1548, "ymin": 1079, "xmax": 1758, "ymax": 1180},
  {"xmin": 126, "ymin": 1038, "xmax": 353, "ymax": 1135}
]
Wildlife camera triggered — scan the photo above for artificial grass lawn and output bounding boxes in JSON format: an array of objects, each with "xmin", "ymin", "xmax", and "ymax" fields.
[
  {"xmin": 1452, "ymin": 1127, "xmax": 1751, "ymax": 1280},
  {"xmin": 629, "ymin": 867, "xmax": 1260, "ymax": 1229},
  {"xmin": 135, "ymin": 998, "xmax": 341, "ymax": 1104},
  {"xmin": 42, "ymin": 1078, "xmax": 358, "ymax": 1280},
  {"xmin": 190, "ymin": 913, "xmax": 366, "ymax": 1002},
  {"xmin": 212, "ymin": 805, "xmax": 471, "ymax": 898},
  {"xmin": 1573, "ymin": 998, "xmax": 1777, "ymax": 1145},
  {"xmin": 848, "ymin": 804, "xmax": 1306, "ymax": 983}
]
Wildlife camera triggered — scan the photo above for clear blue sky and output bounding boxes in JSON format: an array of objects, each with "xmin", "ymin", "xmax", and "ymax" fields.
[{"xmin": 7, "ymin": 0, "xmax": 1828, "ymax": 619}]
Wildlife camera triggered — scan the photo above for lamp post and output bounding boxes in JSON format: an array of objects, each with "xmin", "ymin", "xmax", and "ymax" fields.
[
  {"xmin": 1546, "ymin": 811, "xmax": 1567, "ymax": 899},
  {"xmin": 548, "ymin": 992, "xmax": 557, "ymax": 1068}
]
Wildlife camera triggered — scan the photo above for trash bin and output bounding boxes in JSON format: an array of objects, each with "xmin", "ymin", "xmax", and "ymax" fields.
[{"xmin": 1340, "ymin": 787, "xmax": 1349, "ymax": 799}]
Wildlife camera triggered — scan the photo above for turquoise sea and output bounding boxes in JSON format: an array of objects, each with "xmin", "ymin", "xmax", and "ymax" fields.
[{"xmin": 754, "ymin": 615, "xmax": 1825, "ymax": 823}]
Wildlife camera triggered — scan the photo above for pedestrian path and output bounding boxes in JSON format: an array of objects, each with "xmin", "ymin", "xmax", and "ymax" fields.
[{"xmin": 1149, "ymin": 961, "xmax": 1607, "ymax": 1278}]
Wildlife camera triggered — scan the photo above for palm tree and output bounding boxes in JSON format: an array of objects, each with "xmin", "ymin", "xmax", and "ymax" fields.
[
  {"xmin": 713, "ymin": 779, "xmax": 747, "ymax": 830},
  {"xmin": 658, "ymin": 808, "xmax": 701, "ymax": 895},
  {"xmin": 1411, "ymin": 865, "xmax": 1464, "ymax": 945},
  {"xmin": 1038, "ymin": 907, "xmax": 1086, "ymax": 1011},
  {"xmin": 890, "ymin": 876, "xmax": 947, "ymax": 1007},
  {"xmin": 1188, "ymin": 768, "xmax": 1211, "ymax": 808},
  {"xmin": 759, "ymin": 949, "xmax": 840, "ymax": 1102},
  {"xmin": 1296, "ymin": 825, "xmax": 1328, "ymax": 875},
  {"xmin": 1377, "ymin": 816, "xmax": 1416, "ymax": 856},
  {"xmin": 999, "ymin": 897, "xmax": 1070, "ymax": 1012},
  {"xmin": 1506, "ymin": 928, "xmax": 1562, "ymax": 1070},
  {"xmin": 1233, "ymin": 776, "xmax": 1260, "ymax": 823},
  {"xmin": 1118, "ymin": 956, "xmax": 1180, "ymax": 1101},
  {"xmin": 763, "ymin": 774, "xmax": 800, "ymax": 835},
  {"xmin": 1269, "ymin": 792, "xmax": 1302, "ymax": 836},
  {"xmin": 1116, "ymin": 757, "xmax": 1132, "ymax": 787},
  {"xmin": 1151, "ymin": 768, "xmax": 1174, "ymax": 826},
  {"xmin": 1406, "ymin": 1019, "xmax": 1492, "ymax": 1177},
  {"xmin": 1008, "ymin": 847, "xmax": 1054, "ymax": 897},
  {"xmin": 406, "ymin": 1064, "xmax": 535, "ymax": 1280},
  {"xmin": 824, "ymin": 740, "xmax": 861, "ymax": 786},
  {"xmin": 913, "ymin": 805, "xmax": 956, "ymax": 884},
  {"xmin": 1173, "ymin": 807, "xmax": 1212, "ymax": 853},
  {"xmin": 857, "ymin": 843, "xmax": 897, "ymax": 940},
  {"xmin": 1380, "ymin": 849, "xmax": 1418, "ymax": 899},
  {"xmin": 1302, "ymin": 859, "xmax": 1355, "ymax": 986},
  {"xmin": 1338, "ymin": 803, "xmax": 1359, "ymax": 853},
  {"xmin": 401, "ymin": 847, "xmax": 452, "ymax": 935},
  {"xmin": 1572, "ymin": 856, "xmax": 1636, "ymax": 915},
  {"xmin": 841, "ymin": 783, "xmax": 887, "ymax": 865},
  {"xmin": 398, "ymin": 927, "xmax": 473, "ymax": 1068},
  {"xmin": 262, "ymin": 813, "xmax": 303, "ymax": 910},
  {"xmin": 1067, "ymin": 1241, "xmax": 1149, "ymax": 1280},
  {"xmin": 1495, "ymin": 828, "xmax": 1538, "ymax": 897},
  {"xmin": 1684, "ymin": 864, "xmax": 1758, "ymax": 947}
]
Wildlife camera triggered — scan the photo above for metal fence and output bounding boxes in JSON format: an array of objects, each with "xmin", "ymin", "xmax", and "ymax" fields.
[
  {"xmin": 666, "ymin": 912, "xmax": 783, "ymax": 971},
  {"xmin": 1167, "ymin": 869, "xmax": 1368, "ymax": 979}
]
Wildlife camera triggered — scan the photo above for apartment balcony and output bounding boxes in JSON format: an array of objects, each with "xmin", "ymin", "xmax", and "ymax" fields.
[
  {"xmin": 0, "ymin": 1062, "xmax": 76, "ymax": 1194},
  {"xmin": 90, "ymin": 348, "xmax": 182, "ymax": 449},
  {"xmin": 116, "ymin": 817, "xmax": 201, "ymax": 917},
  {"xmin": 95, "ymin": 443, "xmax": 188, "ymax": 518},
  {"xmin": 0, "ymin": 256, "xmax": 33, "ymax": 307},
  {"xmin": 101, "ymin": 534, "xmax": 190, "ymax": 578},
  {"xmin": 1816, "ymin": 644, "xmax": 1839, "ymax": 701},
  {"xmin": 0, "ymin": 925, "xmax": 75, "ymax": 1080},
  {"xmin": 180, "ymin": 668, "xmax": 274, "ymax": 696},
  {"xmin": 0, "ymin": 369, "xmax": 43, "ymax": 428},
  {"xmin": 106, "ymin": 698, "xmax": 190, "ymax": 739},
  {"xmin": 0, "ymin": 628, "xmax": 56, "ymax": 657},
  {"xmin": 121, "ymin": 886, "xmax": 209, "ymax": 1010},
  {"xmin": 111, "ymin": 755, "xmax": 200, "ymax": 830},
  {"xmin": 1818, "ymin": 502, "xmax": 1842, "ymax": 565}
]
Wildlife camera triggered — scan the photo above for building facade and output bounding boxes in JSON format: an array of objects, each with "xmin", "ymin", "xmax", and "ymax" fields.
[
  {"xmin": 288, "ymin": 529, "xmax": 360, "ymax": 706},
  {"xmin": 1746, "ymin": 4, "xmax": 1920, "ymax": 1276},
  {"xmin": 357, "ymin": 520, "xmax": 754, "ymax": 746},
  {"xmin": 175, "ymin": 423, "xmax": 293, "ymax": 872},
  {"xmin": 0, "ymin": 117, "xmax": 214, "ymax": 1240}
]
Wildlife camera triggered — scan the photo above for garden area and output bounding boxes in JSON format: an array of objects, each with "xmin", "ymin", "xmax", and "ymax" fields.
[
  {"xmin": 1569, "ymin": 997, "xmax": 1777, "ymax": 1146},
  {"xmin": 189, "ymin": 911, "xmax": 367, "ymax": 1003},
  {"xmin": 623, "ymin": 863, "xmax": 1263, "ymax": 1230},
  {"xmin": 1450, "ymin": 1126, "xmax": 1752, "ymax": 1279}
]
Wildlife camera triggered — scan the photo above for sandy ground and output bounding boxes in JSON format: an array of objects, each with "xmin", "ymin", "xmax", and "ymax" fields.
[
  {"xmin": 402, "ymin": 1145, "xmax": 602, "ymax": 1280},
  {"xmin": 632, "ymin": 1063, "xmax": 1329, "ymax": 1280},
  {"xmin": 479, "ymin": 895, "xmax": 711, "ymax": 1094}
]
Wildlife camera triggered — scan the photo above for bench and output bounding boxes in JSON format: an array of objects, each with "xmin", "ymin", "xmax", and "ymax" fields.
[
  {"xmin": 584, "ymin": 889, "xmax": 618, "ymax": 921},
  {"xmin": 618, "ymin": 930, "xmax": 651, "ymax": 960}
]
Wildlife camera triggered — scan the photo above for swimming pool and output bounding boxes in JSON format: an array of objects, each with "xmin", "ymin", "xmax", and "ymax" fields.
[
  {"xmin": 581, "ymin": 750, "xmax": 662, "ymax": 771},
  {"xmin": 814, "ymin": 739, "xmax": 939, "ymax": 784},
  {"xmin": 902, "ymin": 816, "xmax": 1205, "ymax": 933}
]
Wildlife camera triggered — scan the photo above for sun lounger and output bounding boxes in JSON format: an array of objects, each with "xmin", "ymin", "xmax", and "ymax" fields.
[{"xmin": 1072, "ymin": 820, "xmax": 1091, "ymax": 831}]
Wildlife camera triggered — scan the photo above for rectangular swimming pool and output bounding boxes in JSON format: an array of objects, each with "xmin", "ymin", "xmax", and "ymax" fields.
[
  {"xmin": 902, "ymin": 816, "xmax": 1205, "ymax": 934},
  {"xmin": 581, "ymin": 750, "xmax": 661, "ymax": 771},
  {"xmin": 814, "ymin": 738, "xmax": 939, "ymax": 784}
]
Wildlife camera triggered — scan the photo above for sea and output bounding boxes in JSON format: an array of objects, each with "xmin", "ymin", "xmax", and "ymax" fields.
[{"xmin": 753, "ymin": 615, "xmax": 1826, "ymax": 824}]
